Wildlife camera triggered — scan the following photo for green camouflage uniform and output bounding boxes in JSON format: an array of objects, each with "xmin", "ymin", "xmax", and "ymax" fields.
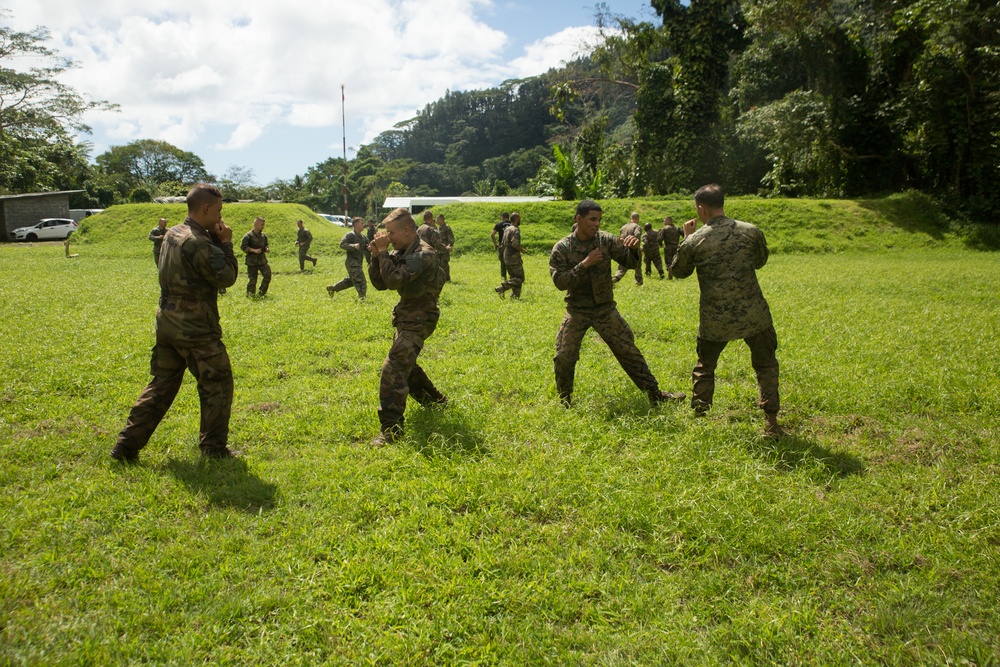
[
  {"xmin": 671, "ymin": 215, "xmax": 778, "ymax": 414},
  {"xmin": 417, "ymin": 223, "xmax": 448, "ymax": 255},
  {"xmin": 642, "ymin": 228, "xmax": 664, "ymax": 278},
  {"xmin": 499, "ymin": 224, "xmax": 525, "ymax": 298},
  {"xmin": 549, "ymin": 230, "xmax": 663, "ymax": 402},
  {"xmin": 149, "ymin": 226, "xmax": 166, "ymax": 266},
  {"xmin": 612, "ymin": 221, "xmax": 644, "ymax": 285},
  {"xmin": 369, "ymin": 237, "xmax": 447, "ymax": 435},
  {"xmin": 660, "ymin": 223, "xmax": 682, "ymax": 279},
  {"xmin": 240, "ymin": 229, "xmax": 271, "ymax": 295},
  {"xmin": 297, "ymin": 226, "xmax": 316, "ymax": 270},
  {"xmin": 438, "ymin": 222, "xmax": 454, "ymax": 281},
  {"xmin": 328, "ymin": 229, "xmax": 368, "ymax": 297},
  {"xmin": 115, "ymin": 219, "xmax": 239, "ymax": 457}
]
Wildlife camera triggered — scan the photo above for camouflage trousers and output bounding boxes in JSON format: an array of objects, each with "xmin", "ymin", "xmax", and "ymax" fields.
[
  {"xmin": 115, "ymin": 338, "xmax": 234, "ymax": 456},
  {"xmin": 378, "ymin": 313, "xmax": 443, "ymax": 432},
  {"xmin": 692, "ymin": 326, "xmax": 779, "ymax": 415},
  {"xmin": 497, "ymin": 247, "xmax": 508, "ymax": 279},
  {"xmin": 500, "ymin": 261, "xmax": 524, "ymax": 298},
  {"xmin": 643, "ymin": 251, "xmax": 664, "ymax": 277},
  {"xmin": 440, "ymin": 253, "xmax": 451, "ymax": 282},
  {"xmin": 329, "ymin": 263, "xmax": 367, "ymax": 298},
  {"xmin": 298, "ymin": 244, "xmax": 316, "ymax": 270},
  {"xmin": 246, "ymin": 263, "xmax": 271, "ymax": 295},
  {"xmin": 554, "ymin": 302, "xmax": 659, "ymax": 401},
  {"xmin": 663, "ymin": 244, "xmax": 678, "ymax": 278},
  {"xmin": 612, "ymin": 262, "xmax": 643, "ymax": 285}
]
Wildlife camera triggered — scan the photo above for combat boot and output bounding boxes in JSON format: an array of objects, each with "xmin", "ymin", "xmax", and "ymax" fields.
[
  {"xmin": 202, "ymin": 447, "xmax": 243, "ymax": 459},
  {"xmin": 110, "ymin": 444, "xmax": 139, "ymax": 463},
  {"xmin": 494, "ymin": 285, "xmax": 506, "ymax": 298},
  {"xmin": 649, "ymin": 389, "xmax": 685, "ymax": 405},
  {"xmin": 371, "ymin": 425, "xmax": 402, "ymax": 447},
  {"xmin": 763, "ymin": 413, "xmax": 785, "ymax": 438}
]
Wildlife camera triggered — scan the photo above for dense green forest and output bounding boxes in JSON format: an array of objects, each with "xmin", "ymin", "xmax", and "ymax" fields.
[{"xmin": 3, "ymin": 1, "xmax": 998, "ymax": 223}]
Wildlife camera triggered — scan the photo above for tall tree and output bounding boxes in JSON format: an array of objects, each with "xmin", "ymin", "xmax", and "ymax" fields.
[{"xmin": 95, "ymin": 139, "xmax": 210, "ymax": 191}]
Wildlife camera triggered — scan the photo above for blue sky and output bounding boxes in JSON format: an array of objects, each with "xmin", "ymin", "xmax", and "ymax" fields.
[{"xmin": 4, "ymin": 0, "xmax": 658, "ymax": 184}]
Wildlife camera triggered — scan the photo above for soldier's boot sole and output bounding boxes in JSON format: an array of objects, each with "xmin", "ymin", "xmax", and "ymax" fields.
[
  {"xmin": 650, "ymin": 390, "xmax": 686, "ymax": 405},
  {"xmin": 110, "ymin": 444, "xmax": 139, "ymax": 463}
]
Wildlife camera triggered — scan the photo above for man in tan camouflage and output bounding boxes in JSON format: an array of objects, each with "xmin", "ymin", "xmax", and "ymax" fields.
[
  {"xmin": 296, "ymin": 219, "xmax": 317, "ymax": 271},
  {"xmin": 327, "ymin": 217, "xmax": 368, "ymax": 299},
  {"xmin": 111, "ymin": 184, "xmax": 240, "ymax": 462},
  {"xmin": 149, "ymin": 217, "xmax": 167, "ymax": 266},
  {"xmin": 368, "ymin": 208, "xmax": 448, "ymax": 445},
  {"xmin": 436, "ymin": 213, "xmax": 454, "ymax": 282},
  {"xmin": 671, "ymin": 183, "xmax": 783, "ymax": 436},
  {"xmin": 550, "ymin": 200, "xmax": 685, "ymax": 407},
  {"xmin": 660, "ymin": 216, "xmax": 682, "ymax": 279},
  {"xmin": 417, "ymin": 209, "xmax": 448, "ymax": 257},
  {"xmin": 495, "ymin": 212, "xmax": 525, "ymax": 299},
  {"xmin": 612, "ymin": 211, "xmax": 644, "ymax": 285},
  {"xmin": 240, "ymin": 216, "xmax": 270, "ymax": 297},
  {"xmin": 642, "ymin": 222, "xmax": 664, "ymax": 279}
]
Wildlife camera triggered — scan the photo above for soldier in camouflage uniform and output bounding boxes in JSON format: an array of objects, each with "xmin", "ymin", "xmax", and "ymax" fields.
[
  {"xmin": 611, "ymin": 212, "xmax": 644, "ymax": 285},
  {"xmin": 327, "ymin": 217, "xmax": 368, "ymax": 299},
  {"xmin": 417, "ymin": 209, "xmax": 448, "ymax": 257},
  {"xmin": 369, "ymin": 208, "xmax": 448, "ymax": 445},
  {"xmin": 642, "ymin": 222, "xmax": 665, "ymax": 279},
  {"xmin": 550, "ymin": 200, "xmax": 685, "ymax": 407},
  {"xmin": 111, "ymin": 184, "xmax": 240, "ymax": 462},
  {"xmin": 495, "ymin": 212, "xmax": 525, "ymax": 299},
  {"xmin": 436, "ymin": 213, "xmax": 454, "ymax": 282},
  {"xmin": 240, "ymin": 217, "xmax": 271, "ymax": 296},
  {"xmin": 660, "ymin": 216, "xmax": 682, "ymax": 279},
  {"xmin": 296, "ymin": 219, "xmax": 317, "ymax": 271},
  {"xmin": 671, "ymin": 183, "xmax": 783, "ymax": 436},
  {"xmin": 149, "ymin": 217, "xmax": 167, "ymax": 266}
]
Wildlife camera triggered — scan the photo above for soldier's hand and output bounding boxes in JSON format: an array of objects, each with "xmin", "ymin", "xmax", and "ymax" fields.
[
  {"xmin": 684, "ymin": 218, "xmax": 697, "ymax": 236},
  {"xmin": 622, "ymin": 235, "xmax": 639, "ymax": 249},
  {"xmin": 371, "ymin": 232, "xmax": 391, "ymax": 253},
  {"xmin": 581, "ymin": 247, "xmax": 604, "ymax": 268},
  {"xmin": 215, "ymin": 220, "xmax": 233, "ymax": 244}
]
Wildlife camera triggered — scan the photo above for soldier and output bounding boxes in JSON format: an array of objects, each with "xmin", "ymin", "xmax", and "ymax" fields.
[
  {"xmin": 417, "ymin": 209, "xmax": 448, "ymax": 257},
  {"xmin": 642, "ymin": 222, "xmax": 665, "ymax": 279},
  {"xmin": 660, "ymin": 216, "xmax": 682, "ymax": 279},
  {"xmin": 240, "ymin": 216, "xmax": 270, "ymax": 297},
  {"xmin": 368, "ymin": 208, "xmax": 448, "ymax": 445},
  {"xmin": 111, "ymin": 184, "xmax": 240, "ymax": 462},
  {"xmin": 327, "ymin": 216, "xmax": 368, "ymax": 299},
  {"xmin": 295, "ymin": 219, "xmax": 317, "ymax": 271},
  {"xmin": 611, "ymin": 211, "xmax": 644, "ymax": 286},
  {"xmin": 495, "ymin": 212, "xmax": 525, "ymax": 299},
  {"xmin": 149, "ymin": 217, "xmax": 167, "ymax": 266},
  {"xmin": 436, "ymin": 213, "xmax": 454, "ymax": 282},
  {"xmin": 550, "ymin": 200, "xmax": 685, "ymax": 407},
  {"xmin": 491, "ymin": 212, "xmax": 511, "ymax": 279},
  {"xmin": 671, "ymin": 183, "xmax": 783, "ymax": 437}
]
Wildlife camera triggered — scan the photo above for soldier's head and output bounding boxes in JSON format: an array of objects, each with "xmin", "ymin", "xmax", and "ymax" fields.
[
  {"xmin": 382, "ymin": 208, "xmax": 417, "ymax": 250},
  {"xmin": 510, "ymin": 212, "xmax": 521, "ymax": 227},
  {"xmin": 186, "ymin": 184, "xmax": 223, "ymax": 227},
  {"xmin": 643, "ymin": 222, "xmax": 652, "ymax": 232},
  {"xmin": 663, "ymin": 216, "xmax": 674, "ymax": 227},
  {"xmin": 631, "ymin": 211, "xmax": 640, "ymax": 223},
  {"xmin": 501, "ymin": 212, "xmax": 510, "ymax": 221},
  {"xmin": 158, "ymin": 217, "xmax": 167, "ymax": 230},
  {"xmin": 694, "ymin": 184, "xmax": 725, "ymax": 222},
  {"xmin": 436, "ymin": 213, "xmax": 445, "ymax": 226},
  {"xmin": 573, "ymin": 200, "xmax": 602, "ymax": 241},
  {"xmin": 352, "ymin": 216, "xmax": 365, "ymax": 232},
  {"xmin": 253, "ymin": 217, "xmax": 265, "ymax": 233},
  {"xmin": 297, "ymin": 219, "xmax": 304, "ymax": 229},
  {"xmin": 423, "ymin": 209, "xmax": 434, "ymax": 225}
]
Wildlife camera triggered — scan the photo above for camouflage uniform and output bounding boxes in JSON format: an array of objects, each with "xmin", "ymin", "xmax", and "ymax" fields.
[
  {"xmin": 240, "ymin": 229, "xmax": 271, "ymax": 295},
  {"xmin": 297, "ymin": 226, "xmax": 316, "ymax": 270},
  {"xmin": 660, "ymin": 223, "xmax": 682, "ymax": 279},
  {"xmin": 115, "ymin": 219, "xmax": 239, "ymax": 457},
  {"xmin": 492, "ymin": 220, "xmax": 511, "ymax": 278},
  {"xmin": 642, "ymin": 228, "xmax": 664, "ymax": 278},
  {"xmin": 417, "ymin": 223, "xmax": 448, "ymax": 255},
  {"xmin": 149, "ymin": 226, "xmax": 166, "ymax": 266},
  {"xmin": 550, "ymin": 230, "xmax": 665, "ymax": 402},
  {"xmin": 671, "ymin": 215, "xmax": 778, "ymax": 414},
  {"xmin": 328, "ymin": 229, "xmax": 368, "ymax": 298},
  {"xmin": 498, "ymin": 224, "xmax": 525, "ymax": 298},
  {"xmin": 612, "ymin": 221, "xmax": 644, "ymax": 285},
  {"xmin": 438, "ymin": 222, "xmax": 455, "ymax": 282},
  {"xmin": 369, "ymin": 237, "xmax": 447, "ymax": 436}
]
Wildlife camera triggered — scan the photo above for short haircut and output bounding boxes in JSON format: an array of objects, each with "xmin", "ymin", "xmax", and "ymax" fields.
[
  {"xmin": 575, "ymin": 199, "xmax": 602, "ymax": 217},
  {"xmin": 694, "ymin": 183, "xmax": 725, "ymax": 209},
  {"xmin": 643, "ymin": 222, "xmax": 652, "ymax": 231},
  {"xmin": 631, "ymin": 211, "xmax": 640, "ymax": 219},
  {"xmin": 436, "ymin": 213, "xmax": 445, "ymax": 221},
  {"xmin": 501, "ymin": 212, "xmax": 510, "ymax": 220},
  {"xmin": 422, "ymin": 209, "xmax": 433, "ymax": 220},
  {"xmin": 510, "ymin": 212, "xmax": 521, "ymax": 222},
  {"xmin": 382, "ymin": 208, "xmax": 416, "ymax": 230},
  {"xmin": 663, "ymin": 216, "xmax": 673, "ymax": 223},
  {"xmin": 352, "ymin": 217, "xmax": 364, "ymax": 226},
  {"xmin": 254, "ymin": 216, "xmax": 265, "ymax": 224},
  {"xmin": 186, "ymin": 183, "xmax": 222, "ymax": 211}
]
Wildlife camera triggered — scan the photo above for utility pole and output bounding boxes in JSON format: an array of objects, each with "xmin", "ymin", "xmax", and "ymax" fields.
[{"xmin": 341, "ymin": 84, "xmax": 349, "ymax": 219}]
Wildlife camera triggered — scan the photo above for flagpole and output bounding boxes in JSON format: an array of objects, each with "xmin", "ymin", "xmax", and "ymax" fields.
[{"xmin": 341, "ymin": 84, "xmax": 349, "ymax": 219}]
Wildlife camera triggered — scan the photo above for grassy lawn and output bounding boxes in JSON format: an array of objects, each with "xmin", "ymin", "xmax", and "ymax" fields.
[{"xmin": 1, "ymin": 208, "xmax": 998, "ymax": 664}]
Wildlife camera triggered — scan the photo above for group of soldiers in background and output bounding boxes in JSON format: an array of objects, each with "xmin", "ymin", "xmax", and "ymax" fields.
[{"xmin": 612, "ymin": 212, "xmax": 682, "ymax": 285}]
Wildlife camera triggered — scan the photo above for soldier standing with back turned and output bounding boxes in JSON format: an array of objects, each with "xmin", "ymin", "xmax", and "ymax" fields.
[
  {"xmin": 495, "ymin": 212, "xmax": 525, "ymax": 299},
  {"xmin": 642, "ymin": 222, "xmax": 665, "ymax": 279},
  {"xmin": 296, "ymin": 219, "xmax": 317, "ymax": 271},
  {"xmin": 240, "ymin": 216, "xmax": 270, "ymax": 297},
  {"xmin": 149, "ymin": 217, "xmax": 167, "ymax": 266},
  {"xmin": 327, "ymin": 217, "xmax": 368, "ymax": 299},
  {"xmin": 611, "ymin": 211, "xmax": 644, "ymax": 286},
  {"xmin": 437, "ymin": 213, "xmax": 454, "ymax": 282},
  {"xmin": 660, "ymin": 216, "xmax": 681, "ymax": 279}
]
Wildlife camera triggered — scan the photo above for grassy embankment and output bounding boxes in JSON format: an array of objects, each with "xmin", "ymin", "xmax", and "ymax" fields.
[{"xmin": 1, "ymin": 193, "xmax": 998, "ymax": 664}]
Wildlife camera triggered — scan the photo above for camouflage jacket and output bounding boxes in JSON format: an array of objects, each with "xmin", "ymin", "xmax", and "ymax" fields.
[
  {"xmin": 297, "ymin": 227, "xmax": 313, "ymax": 246},
  {"xmin": 642, "ymin": 229, "xmax": 661, "ymax": 257},
  {"xmin": 502, "ymin": 224, "xmax": 523, "ymax": 265},
  {"xmin": 620, "ymin": 221, "xmax": 642, "ymax": 243},
  {"xmin": 156, "ymin": 219, "xmax": 238, "ymax": 345},
  {"xmin": 149, "ymin": 227, "xmax": 166, "ymax": 257},
  {"xmin": 369, "ymin": 236, "xmax": 443, "ymax": 329},
  {"xmin": 438, "ymin": 223, "xmax": 454, "ymax": 250},
  {"xmin": 550, "ymin": 230, "xmax": 638, "ymax": 310},
  {"xmin": 660, "ymin": 225, "xmax": 681, "ymax": 247},
  {"xmin": 340, "ymin": 230, "xmax": 367, "ymax": 268},
  {"xmin": 671, "ymin": 215, "xmax": 773, "ymax": 341},
  {"xmin": 417, "ymin": 223, "xmax": 448, "ymax": 254},
  {"xmin": 240, "ymin": 230, "xmax": 269, "ymax": 266}
]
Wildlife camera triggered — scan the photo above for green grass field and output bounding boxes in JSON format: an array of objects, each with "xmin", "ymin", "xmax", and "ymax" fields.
[{"xmin": 1, "ymin": 200, "xmax": 999, "ymax": 665}]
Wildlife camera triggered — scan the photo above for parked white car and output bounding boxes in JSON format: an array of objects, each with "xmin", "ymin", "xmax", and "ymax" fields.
[
  {"xmin": 318, "ymin": 214, "xmax": 348, "ymax": 227},
  {"xmin": 11, "ymin": 218, "xmax": 78, "ymax": 241}
]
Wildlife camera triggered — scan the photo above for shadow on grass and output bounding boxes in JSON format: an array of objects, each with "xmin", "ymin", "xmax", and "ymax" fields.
[
  {"xmin": 407, "ymin": 406, "xmax": 489, "ymax": 460},
  {"xmin": 748, "ymin": 433, "xmax": 865, "ymax": 478},
  {"xmin": 857, "ymin": 191, "xmax": 949, "ymax": 240},
  {"xmin": 164, "ymin": 457, "xmax": 279, "ymax": 513}
]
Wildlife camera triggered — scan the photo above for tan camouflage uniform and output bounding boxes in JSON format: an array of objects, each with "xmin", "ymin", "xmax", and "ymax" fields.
[
  {"xmin": 612, "ymin": 221, "xmax": 644, "ymax": 285},
  {"xmin": 660, "ymin": 223, "xmax": 682, "ymax": 279},
  {"xmin": 149, "ymin": 226, "xmax": 166, "ymax": 266},
  {"xmin": 642, "ymin": 228, "xmax": 664, "ymax": 278},
  {"xmin": 297, "ymin": 226, "xmax": 316, "ymax": 270},
  {"xmin": 240, "ymin": 229, "xmax": 271, "ymax": 295},
  {"xmin": 369, "ymin": 237, "xmax": 447, "ymax": 435},
  {"xmin": 115, "ymin": 219, "xmax": 239, "ymax": 457},
  {"xmin": 438, "ymin": 222, "xmax": 454, "ymax": 282},
  {"xmin": 328, "ymin": 229, "xmax": 368, "ymax": 298},
  {"xmin": 499, "ymin": 224, "xmax": 525, "ymax": 298},
  {"xmin": 550, "ymin": 230, "xmax": 665, "ymax": 403},
  {"xmin": 670, "ymin": 215, "xmax": 778, "ymax": 414}
]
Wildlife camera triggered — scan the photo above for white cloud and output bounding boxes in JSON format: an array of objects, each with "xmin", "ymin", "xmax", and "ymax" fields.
[{"xmin": 508, "ymin": 26, "xmax": 604, "ymax": 78}]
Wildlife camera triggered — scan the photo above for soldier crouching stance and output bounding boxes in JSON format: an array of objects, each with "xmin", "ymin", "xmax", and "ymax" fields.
[
  {"xmin": 368, "ymin": 208, "xmax": 447, "ymax": 445},
  {"xmin": 327, "ymin": 217, "xmax": 368, "ymax": 299},
  {"xmin": 549, "ymin": 199, "xmax": 685, "ymax": 407},
  {"xmin": 111, "ymin": 183, "xmax": 240, "ymax": 461}
]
